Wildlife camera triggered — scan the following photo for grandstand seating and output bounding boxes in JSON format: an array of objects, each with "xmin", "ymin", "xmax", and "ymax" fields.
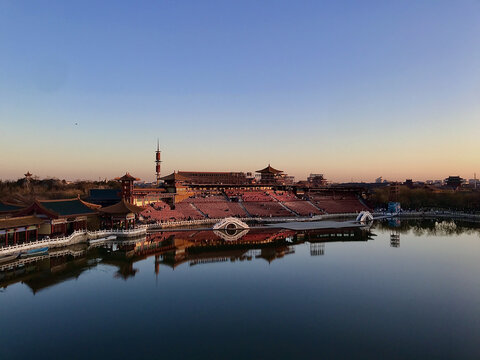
[
  {"xmin": 183, "ymin": 194, "xmax": 248, "ymax": 218},
  {"xmin": 173, "ymin": 202, "xmax": 205, "ymax": 220},
  {"xmin": 268, "ymin": 190, "xmax": 298, "ymax": 202},
  {"xmin": 266, "ymin": 190, "xmax": 322, "ymax": 216},
  {"xmin": 309, "ymin": 195, "xmax": 369, "ymax": 214},
  {"xmin": 243, "ymin": 202, "xmax": 292, "ymax": 217},
  {"xmin": 141, "ymin": 204, "xmax": 186, "ymax": 222},
  {"xmin": 241, "ymin": 191, "xmax": 273, "ymax": 202},
  {"xmin": 193, "ymin": 201, "xmax": 247, "ymax": 218},
  {"xmin": 140, "ymin": 191, "xmax": 368, "ymax": 223},
  {"xmin": 185, "ymin": 195, "xmax": 227, "ymax": 203},
  {"xmin": 141, "ymin": 201, "xmax": 205, "ymax": 222},
  {"xmin": 141, "ymin": 196, "xmax": 248, "ymax": 222},
  {"xmin": 282, "ymin": 201, "xmax": 323, "ymax": 216}
]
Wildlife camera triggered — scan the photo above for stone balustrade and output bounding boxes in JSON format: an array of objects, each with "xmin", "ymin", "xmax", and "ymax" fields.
[{"xmin": 0, "ymin": 226, "xmax": 148, "ymax": 256}]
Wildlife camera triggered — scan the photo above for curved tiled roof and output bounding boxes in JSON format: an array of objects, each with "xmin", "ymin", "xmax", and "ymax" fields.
[
  {"xmin": 256, "ymin": 165, "xmax": 283, "ymax": 174},
  {"xmin": 161, "ymin": 172, "xmax": 191, "ymax": 182},
  {"xmin": 115, "ymin": 172, "xmax": 140, "ymax": 181},
  {"xmin": 100, "ymin": 199, "xmax": 145, "ymax": 215},
  {"xmin": 38, "ymin": 199, "xmax": 98, "ymax": 216},
  {"xmin": 0, "ymin": 215, "xmax": 44, "ymax": 230},
  {"xmin": 89, "ymin": 189, "xmax": 121, "ymax": 201},
  {"xmin": 0, "ymin": 202, "xmax": 24, "ymax": 213}
]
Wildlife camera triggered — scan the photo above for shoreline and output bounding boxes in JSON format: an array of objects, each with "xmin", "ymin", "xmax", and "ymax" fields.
[{"xmin": 2, "ymin": 210, "xmax": 480, "ymax": 256}]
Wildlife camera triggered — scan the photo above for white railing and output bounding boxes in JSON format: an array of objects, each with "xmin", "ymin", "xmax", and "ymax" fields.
[
  {"xmin": 0, "ymin": 247, "xmax": 87, "ymax": 271},
  {"xmin": 0, "ymin": 226, "xmax": 148, "ymax": 255},
  {"xmin": 6, "ymin": 211, "xmax": 478, "ymax": 255},
  {"xmin": 87, "ymin": 226, "xmax": 147, "ymax": 238},
  {"xmin": 0, "ymin": 229, "xmax": 87, "ymax": 255}
]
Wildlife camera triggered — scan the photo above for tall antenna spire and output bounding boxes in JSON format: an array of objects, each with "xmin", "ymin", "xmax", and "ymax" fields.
[{"xmin": 155, "ymin": 139, "xmax": 162, "ymax": 186}]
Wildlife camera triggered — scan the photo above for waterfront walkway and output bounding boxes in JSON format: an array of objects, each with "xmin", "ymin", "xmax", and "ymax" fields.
[
  {"xmin": 2, "ymin": 210, "xmax": 479, "ymax": 256},
  {"xmin": 0, "ymin": 227, "xmax": 147, "ymax": 256}
]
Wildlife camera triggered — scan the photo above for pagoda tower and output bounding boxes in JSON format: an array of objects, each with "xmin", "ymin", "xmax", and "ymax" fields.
[
  {"xmin": 115, "ymin": 173, "xmax": 140, "ymax": 203},
  {"xmin": 24, "ymin": 171, "xmax": 33, "ymax": 190}
]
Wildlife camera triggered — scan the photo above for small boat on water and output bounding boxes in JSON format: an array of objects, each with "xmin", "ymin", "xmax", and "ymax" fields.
[
  {"xmin": 20, "ymin": 247, "xmax": 49, "ymax": 257},
  {"xmin": 0, "ymin": 253, "xmax": 21, "ymax": 264}
]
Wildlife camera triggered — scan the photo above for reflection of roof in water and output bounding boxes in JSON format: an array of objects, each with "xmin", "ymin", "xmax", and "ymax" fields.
[
  {"xmin": 256, "ymin": 246, "xmax": 294, "ymax": 264},
  {"xmin": 1, "ymin": 227, "xmax": 373, "ymax": 290},
  {"xmin": 303, "ymin": 228, "xmax": 372, "ymax": 243},
  {"xmin": 157, "ymin": 239, "xmax": 298, "ymax": 269},
  {"xmin": 22, "ymin": 257, "xmax": 94, "ymax": 294},
  {"xmin": 151, "ymin": 228, "xmax": 294, "ymax": 243},
  {"xmin": 100, "ymin": 253, "xmax": 140, "ymax": 279},
  {"xmin": 188, "ymin": 249, "xmax": 250, "ymax": 266},
  {"xmin": 157, "ymin": 251, "xmax": 188, "ymax": 270}
]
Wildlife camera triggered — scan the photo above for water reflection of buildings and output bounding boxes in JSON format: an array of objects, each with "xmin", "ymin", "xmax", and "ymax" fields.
[
  {"xmin": 0, "ymin": 227, "xmax": 372, "ymax": 291},
  {"xmin": 0, "ymin": 245, "xmax": 94, "ymax": 294},
  {"xmin": 310, "ymin": 243, "xmax": 325, "ymax": 256},
  {"xmin": 390, "ymin": 233, "xmax": 400, "ymax": 248},
  {"xmin": 388, "ymin": 218, "xmax": 401, "ymax": 248},
  {"xmin": 151, "ymin": 229, "xmax": 298, "ymax": 270}
]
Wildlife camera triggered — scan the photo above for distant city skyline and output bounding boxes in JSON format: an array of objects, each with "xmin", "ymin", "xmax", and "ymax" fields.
[
  {"xmin": 1, "ymin": 143, "xmax": 477, "ymax": 184},
  {"xmin": 1, "ymin": 1, "xmax": 479, "ymax": 182}
]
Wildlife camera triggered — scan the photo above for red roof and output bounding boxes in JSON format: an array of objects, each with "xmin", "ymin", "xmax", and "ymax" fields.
[
  {"xmin": 100, "ymin": 199, "xmax": 145, "ymax": 215},
  {"xmin": 178, "ymin": 171, "xmax": 244, "ymax": 175},
  {"xmin": 161, "ymin": 172, "xmax": 191, "ymax": 182},
  {"xmin": 115, "ymin": 172, "xmax": 140, "ymax": 181},
  {"xmin": 256, "ymin": 165, "xmax": 283, "ymax": 174}
]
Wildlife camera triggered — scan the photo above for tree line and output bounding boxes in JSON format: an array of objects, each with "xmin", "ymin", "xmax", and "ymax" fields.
[
  {"xmin": 0, "ymin": 178, "xmax": 120, "ymax": 204},
  {"xmin": 371, "ymin": 187, "xmax": 480, "ymax": 212}
]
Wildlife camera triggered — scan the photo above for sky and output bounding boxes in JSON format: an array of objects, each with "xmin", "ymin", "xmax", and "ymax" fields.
[{"xmin": 1, "ymin": 0, "xmax": 479, "ymax": 183}]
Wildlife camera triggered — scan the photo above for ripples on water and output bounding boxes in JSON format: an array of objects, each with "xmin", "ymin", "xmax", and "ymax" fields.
[{"xmin": 1, "ymin": 219, "xmax": 480, "ymax": 359}]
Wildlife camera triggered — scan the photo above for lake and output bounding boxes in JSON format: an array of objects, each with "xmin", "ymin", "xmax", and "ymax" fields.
[{"xmin": 1, "ymin": 219, "xmax": 480, "ymax": 359}]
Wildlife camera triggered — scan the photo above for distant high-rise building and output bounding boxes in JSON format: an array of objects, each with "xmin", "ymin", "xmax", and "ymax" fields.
[{"xmin": 389, "ymin": 182, "xmax": 400, "ymax": 202}]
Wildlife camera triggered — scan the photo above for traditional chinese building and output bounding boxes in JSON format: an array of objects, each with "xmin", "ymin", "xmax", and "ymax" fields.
[
  {"xmin": 177, "ymin": 171, "xmax": 247, "ymax": 185},
  {"xmin": 0, "ymin": 215, "xmax": 44, "ymax": 247},
  {"xmin": 132, "ymin": 187, "xmax": 173, "ymax": 207},
  {"xmin": 444, "ymin": 176, "xmax": 464, "ymax": 190},
  {"xmin": 0, "ymin": 202, "xmax": 24, "ymax": 218},
  {"xmin": 161, "ymin": 172, "xmax": 191, "ymax": 188},
  {"xmin": 88, "ymin": 189, "xmax": 122, "ymax": 207},
  {"xmin": 307, "ymin": 174, "xmax": 328, "ymax": 187},
  {"xmin": 99, "ymin": 199, "xmax": 145, "ymax": 230},
  {"xmin": 256, "ymin": 165, "xmax": 284, "ymax": 184},
  {"xmin": 160, "ymin": 172, "xmax": 195, "ymax": 202},
  {"xmin": 14, "ymin": 198, "xmax": 100, "ymax": 237},
  {"xmin": 115, "ymin": 173, "xmax": 140, "ymax": 203}
]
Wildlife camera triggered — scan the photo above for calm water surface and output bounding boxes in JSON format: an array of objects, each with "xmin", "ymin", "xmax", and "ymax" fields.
[{"xmin": 1, "ymin": 220, "xmax": 480, "ymax": 359}]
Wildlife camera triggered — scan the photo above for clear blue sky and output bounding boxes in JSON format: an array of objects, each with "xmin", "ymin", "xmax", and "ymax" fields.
[{"xmin": 1, "ymin": 0, "xmax": 479, "ymax": 182}]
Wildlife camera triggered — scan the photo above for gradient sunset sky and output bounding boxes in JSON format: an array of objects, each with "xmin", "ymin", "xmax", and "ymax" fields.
[{"xmin": 1, "ymin": 1, "xmax": 479, "ymax": 182}]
